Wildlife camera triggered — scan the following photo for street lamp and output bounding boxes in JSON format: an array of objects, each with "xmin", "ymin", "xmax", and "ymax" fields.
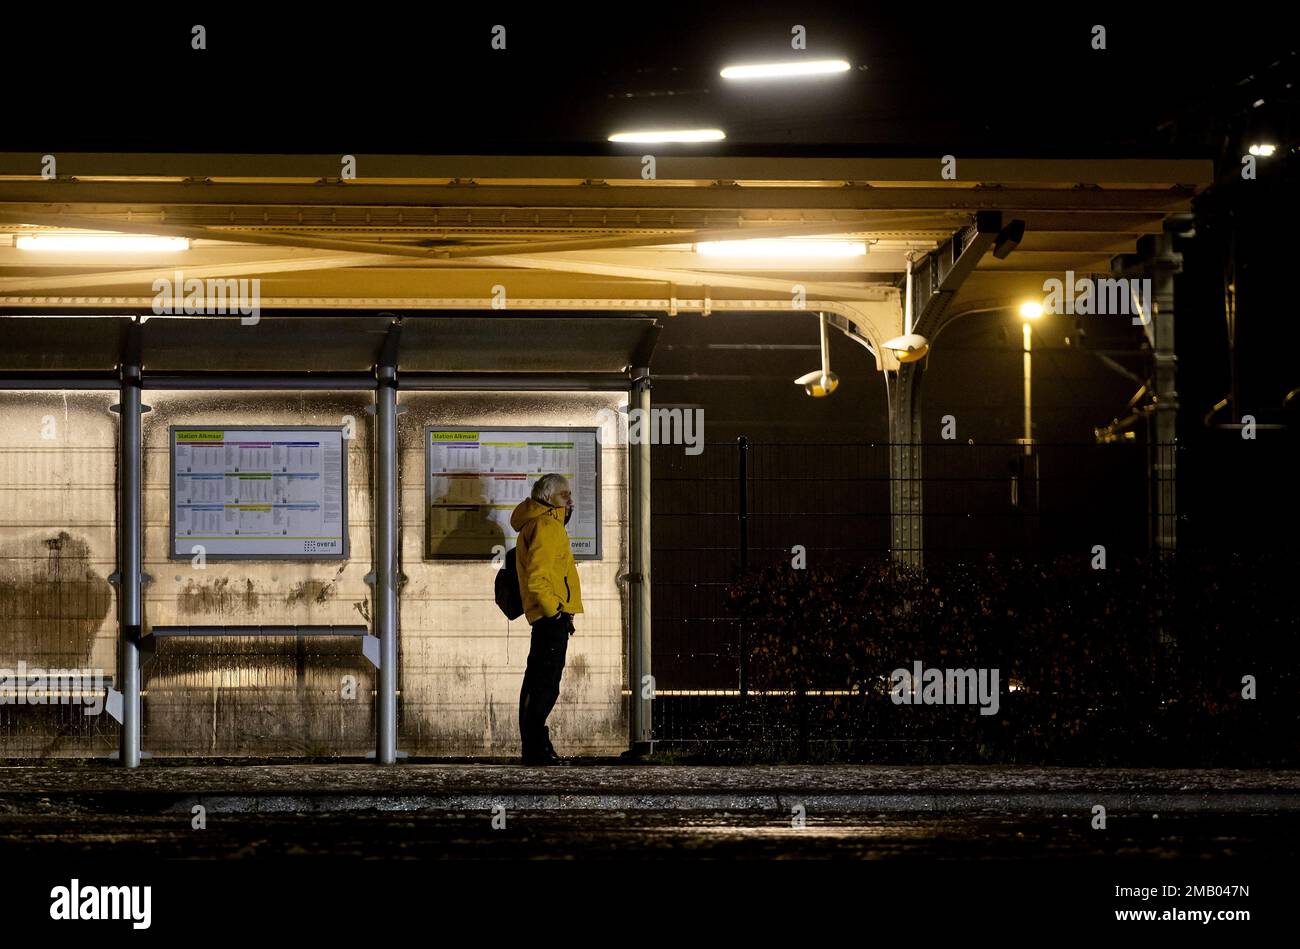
[
  {"xmin": 794, "ymin": 311, "xmax": 840, "ymax": 397},
  {"xmin": 1014, "ymin": 301, "xmax": 1045, "ymax": 532},
  {"xmin": 882, "ymin": 255, "xmax": 931, "ymax": 363},
  {"xmin": 1019, "ymin": 302, "xmax": 1043, "ymax": 454}
]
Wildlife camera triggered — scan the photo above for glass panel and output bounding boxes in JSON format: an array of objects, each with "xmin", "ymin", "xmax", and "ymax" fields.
[
  {"xmin": 141, "ymin": 391, "xmax": 376, "ymax": 756},
  {"xmin": 398, "ymin": 391, "xmax": 630, "ymax": 756},
  {"xmin": 0, "ymin": 391, "xmax": 118, "ymax": 756}
]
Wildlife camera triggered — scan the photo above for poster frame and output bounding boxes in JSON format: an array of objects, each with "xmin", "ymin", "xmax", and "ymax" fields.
[
  {"xmin": 167, "ymin": 423, "xmax": 351, "ymax": 562},
  {"xmin": 423, "ymin": 424, "xmax": 602, "ymax": 561}
]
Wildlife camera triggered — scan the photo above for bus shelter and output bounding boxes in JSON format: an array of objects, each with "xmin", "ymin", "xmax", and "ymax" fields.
[{"xmin": 0, "ymin": 152, "xmax": 1211, "ymax": 764}]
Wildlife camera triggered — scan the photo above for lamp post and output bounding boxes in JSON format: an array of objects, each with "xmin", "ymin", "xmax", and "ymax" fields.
[
  {"xmin": 1017, "ymin": 302, "xmax": 1044, "ymax": 541},
  {"xmin": 1019, "ymin": 302, "xmax": 1042, "ymax": 455}
]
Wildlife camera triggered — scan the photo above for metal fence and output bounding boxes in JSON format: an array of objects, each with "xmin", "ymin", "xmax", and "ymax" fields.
[
  {"xmin": 647, "ymin": 435, "xmax": 1289, "ymax": 754},
  {"xmin": 651, "ymin": 439, "xmax": 1150, "ymax": 693}
]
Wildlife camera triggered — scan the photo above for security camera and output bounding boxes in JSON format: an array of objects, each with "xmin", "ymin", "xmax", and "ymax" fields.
[{"xmin": 993, "ymin": 220, "xmax": 1026, "ymax": 260}]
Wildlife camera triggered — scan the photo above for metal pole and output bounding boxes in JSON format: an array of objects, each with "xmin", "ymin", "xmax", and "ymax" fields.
[
  {"xmin": 628, "ymin": 368, "xmax": 653, "ymax": 754},
  {"xmin": 737, "ymin": 435, "xmax": 749, "ymax": 573},
  {"xmin": 0, "ymin": 376, "xmax": 118, "ymax": 390},
  {"xmin": 0, "ymin": 374, "xmax": 629, "ymax": 392},
  {"xmin": 887, "ymin": 366, "xmax": 924, "ymax": 569},
  {"xmin": 1226, "ymin": 227, "xmax": 1239, "ymax": 423},
  {"xmin": 818, "ymin": 313, "xmax": 830, "ymax": 381},
  {"xmin": 374, "ymin": 365, "xmax": 399, "ymax": 764},
  {"xmin": 1022, "ymin": 321, "xmax": 1033, "ymax": 457},
  {"xmin": 1021, "ymin": 321, "xmax": 1039, "ymax": 547},
  {"xmin": 143, "ymin": 374, "xmax": 376, "ymax": 390},
  {"xmin": 116, "ymin": 364, "xmax": 144, "ymax": 767},
  {"xmin": 399, "ymin": 373, "xmax": 632, "ymax": 391},
  {"xmin": 890, "ymin": 257, "xmax": 924, "ymax": 568},
  {"xmin": 1149, "ymin": 232, "xmax": 1180, "ymax": 556},
  {"xmin": 737, "ymin": 434, "xmax": 748, "ymax": 698},
  {"xmin": 1116, "ymin": 222, "xmax": 1184, "ymax": 557},
  {"xmin": 149, "ymin": 625, "xmax": 370, "ymax": 637}
]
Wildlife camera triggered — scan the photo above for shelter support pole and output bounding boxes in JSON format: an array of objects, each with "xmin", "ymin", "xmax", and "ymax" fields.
[
  {"xmin": 114, "ymin": 361, "xmax": 147, "ymax": 766},
  {"xmin": 374, "ymin": 364, "xmax": 400, "ymax": 763},
  {"xmin": 628, "ymin": 367, "xmax": 653, "ymax": 754}
]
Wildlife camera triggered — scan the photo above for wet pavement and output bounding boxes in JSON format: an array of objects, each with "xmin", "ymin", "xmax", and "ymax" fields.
[
  {"xmin": 1, "ymin": 763, "xmax": 1296, "ymax": 863},
  {"xmin": 2, "ymin": 809, "xmax": 1297, "ymax": 862},
  {"xmin": 2, "ymin": 762, "xmax": 1297, "ymax": 815},
  {"xmin": 5, "ymin": 764, "xmax": 1290, "ymax": 932}
]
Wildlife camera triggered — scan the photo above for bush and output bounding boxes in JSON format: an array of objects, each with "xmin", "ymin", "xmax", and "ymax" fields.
[{"xmin": 718, "ymin": 552, "xmax": 1298, "ymax": 765}]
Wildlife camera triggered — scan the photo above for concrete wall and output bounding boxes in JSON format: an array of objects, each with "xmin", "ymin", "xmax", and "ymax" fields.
[{"xmin": 0, "ymin": 388, "xmax": 629, "ymax": 759}]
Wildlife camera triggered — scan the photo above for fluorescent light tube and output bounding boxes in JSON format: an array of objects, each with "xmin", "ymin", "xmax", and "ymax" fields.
[
  {"xmin": 720, "ymin": 60, "xmax": 851, "ymax": 80},
  {"xmin": 16, "ymin": 235, "xmax": 191, "ymax": 253}
]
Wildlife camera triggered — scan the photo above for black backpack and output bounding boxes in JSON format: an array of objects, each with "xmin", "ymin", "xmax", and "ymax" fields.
[{"xmin": 495, "ymin": 547, "xmax": 525, "ymax": 620}]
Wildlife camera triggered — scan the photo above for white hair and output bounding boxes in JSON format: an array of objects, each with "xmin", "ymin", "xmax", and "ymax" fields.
[{"xmin": 531, "ymin": 473, "xmax": 570, "ymax": 505}]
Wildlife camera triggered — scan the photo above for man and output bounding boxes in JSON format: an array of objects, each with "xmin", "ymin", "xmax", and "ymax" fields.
[{"xmin": 511, "ymin": 473, "xmax": 584, "ymax": 765}]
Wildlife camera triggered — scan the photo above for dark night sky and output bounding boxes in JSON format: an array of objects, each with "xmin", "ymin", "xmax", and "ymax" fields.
[{"xmin": 3, "ymin": 6, "xmax": 1293, "ymax": 155}]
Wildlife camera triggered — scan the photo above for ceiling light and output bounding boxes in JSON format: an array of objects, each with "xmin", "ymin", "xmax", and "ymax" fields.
[
  {"xmin": 696, "ymin": 240, "xmax": 866, "ymax": 258},
  {"xmin": 795, "ymin": 312, "xmax": 839, "ymax": 397},
  {"xmin": 720, "ymin": 59, "xmax": 851, "ymax": 80},
  {"xmin": 1248, "ymin": 143, "xmax": 1277, "ymax": 156},
  {"xmin": 608, "ymin": 128, "xmax": 726, "ymax": 143},
  {"xmin": 16, "ymin": 234, "xmax": 190, "ymax": 253},
  {"xmin": 881, "ymin": 256, "xmax": 931, "ymax": 363},
  {"xmin": 794, "ymin": 369, "xmax": 839, "ymax": 396},
  {"xmin": 881, "ymin": 333, "xmax": 930, "ymax": 363}
]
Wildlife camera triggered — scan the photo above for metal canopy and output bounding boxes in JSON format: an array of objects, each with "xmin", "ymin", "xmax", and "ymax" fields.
[
  {"xmin": 143, "ymin": 315, "xmax": 392, "ymax": 372},
  {"xmin": 0, "ymin": 313, "xmax": 660, "ymax": 377},
  {"xmin": 0, "ymin": 315, "xmax": 130, "ymax": 371},
  {"xmin": 0, "ymin": 152, "xmax": 1213, "ymax": 331},
  {"xmin": 398, "ymin": 315, "xmax": 656, "ymax": 373}
]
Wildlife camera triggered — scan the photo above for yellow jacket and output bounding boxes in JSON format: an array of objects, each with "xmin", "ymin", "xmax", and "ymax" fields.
[{"xmin": 510, "ymin": 497, "xmax": 584, "ymax": 623}]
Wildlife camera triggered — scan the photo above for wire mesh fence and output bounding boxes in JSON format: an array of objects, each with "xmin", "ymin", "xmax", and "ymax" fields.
[
  {"xmin": 648, "ymin": 434, "xmax": 1297, "ymax": 760},
  {"xmin": 652, "ymin": 439, "xmax": 1148, "ymax": 690}
]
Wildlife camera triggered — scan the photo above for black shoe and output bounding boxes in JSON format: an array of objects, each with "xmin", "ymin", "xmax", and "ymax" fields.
[
  {"xmin": 520, "ymin": 746, "xmax": 565, "ymax": 766},
  {"xmin": 541, "ymin": 727, "xmax": 572, "ymax": 765}
]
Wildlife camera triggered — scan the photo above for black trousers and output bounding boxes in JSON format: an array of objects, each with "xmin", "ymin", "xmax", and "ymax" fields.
[{"xmin": 518, "ymin": 612, "xmax": 573, "ymax": 751}]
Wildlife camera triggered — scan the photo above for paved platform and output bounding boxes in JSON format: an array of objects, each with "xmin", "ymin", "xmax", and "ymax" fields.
[{"xmin": 3, "ymin": 764, "xmax": 1297, "ymax": 815}]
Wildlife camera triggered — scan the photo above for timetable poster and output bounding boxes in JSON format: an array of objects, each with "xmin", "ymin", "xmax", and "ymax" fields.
[
  {"xmin": 425, "ymin": 427, "xmax": 600, "ymax": 559},
  {"xmin": 171, "ymin": 427, "xmax": 348, "ymax": 559}
]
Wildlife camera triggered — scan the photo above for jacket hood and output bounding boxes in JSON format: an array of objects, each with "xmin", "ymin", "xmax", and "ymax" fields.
[{"xmin": 510, "ymin": 497, "xmax": 564, "ymax": 531}]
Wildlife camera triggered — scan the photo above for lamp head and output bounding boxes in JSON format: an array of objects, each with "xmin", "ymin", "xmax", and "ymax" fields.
[
  {"xmin": 794, "ymin": 369, "xmax": 840, "ymax": 397},
  {"xmin": 881, "ymin": 333, "xmax": 930, "ymax": 364}
]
